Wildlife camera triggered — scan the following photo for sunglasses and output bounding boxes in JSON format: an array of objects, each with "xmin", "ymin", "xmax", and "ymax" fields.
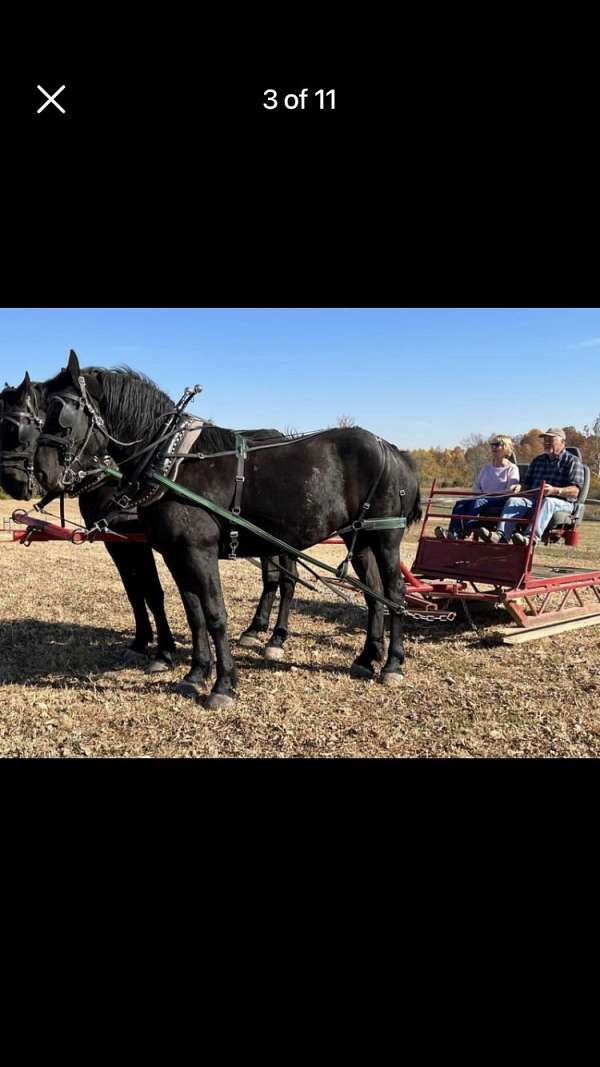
[{"xmin": 490, "ymin": 442, "xmax": 504, "ymax": 448}]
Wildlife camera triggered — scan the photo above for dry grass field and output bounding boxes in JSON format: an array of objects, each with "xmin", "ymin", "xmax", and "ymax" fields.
[{"xmin": 1, "ymin": 497, "xmax": 600, "ymax": 758}]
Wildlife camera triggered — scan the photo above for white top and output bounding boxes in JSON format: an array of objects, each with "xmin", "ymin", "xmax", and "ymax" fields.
[{"xmin": 473, "ymin": 463, "xmax": 520, "ymax": 495}]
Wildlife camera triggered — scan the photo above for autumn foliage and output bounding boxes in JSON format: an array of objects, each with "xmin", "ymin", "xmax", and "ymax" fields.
[{"xmin": 410, "ymin": 420, "xmax": 600, "ymax": 496}]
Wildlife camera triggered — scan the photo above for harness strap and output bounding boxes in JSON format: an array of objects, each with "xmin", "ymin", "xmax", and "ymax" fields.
[
  {"xmin": 229, "ymin": 434, "xmax": 248, "ymax": 559},
  {"xmin": 335, "ymin": 438, "xmax": 393, "ymax": 579},
  {"xmin": 175, "ymin": 428, "xmax": 330, "ymax": 463}
]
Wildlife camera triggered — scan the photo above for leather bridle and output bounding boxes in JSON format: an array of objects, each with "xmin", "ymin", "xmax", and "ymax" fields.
[{"xmin": 0, "ymin": 392, "xmax": 44, "ymax": 496}]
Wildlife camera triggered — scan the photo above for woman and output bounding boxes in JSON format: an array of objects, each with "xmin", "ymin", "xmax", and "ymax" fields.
[{"xmin": 435, "ymin": 435, "xmax": 521, "ymax": 540}]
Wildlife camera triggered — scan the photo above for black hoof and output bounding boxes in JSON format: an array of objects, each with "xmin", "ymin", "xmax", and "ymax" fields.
[
  {"xmin": 122, "ymin": 648, "xmax": 148, "ymax": 666},
  {"xmin": 350, "ymin": 663, "xmax": 375, "ymax": 681},
  {"xmin": 176, "ymin": 681, "xmax": 206, "ymax": 702}
]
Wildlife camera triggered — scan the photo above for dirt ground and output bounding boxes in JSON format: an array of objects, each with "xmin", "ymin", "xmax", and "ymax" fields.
[{"xmin": 1, "ymin": 497, "xmax": 599, "ymax": 758}]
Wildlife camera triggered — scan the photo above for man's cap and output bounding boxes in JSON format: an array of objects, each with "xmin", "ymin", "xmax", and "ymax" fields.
[{"xmin": 539, "ymin": 427, "xmax": 566, "ymax": 440}]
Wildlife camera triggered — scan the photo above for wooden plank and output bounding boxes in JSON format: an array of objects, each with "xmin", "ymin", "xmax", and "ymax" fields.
[
  {"xmin": 494, "ymin": 613, "xmax": 600, "ymax": 645},
  {"xmin": 505, "ymin": 602, "xmax": 600, "ymax": 630}
]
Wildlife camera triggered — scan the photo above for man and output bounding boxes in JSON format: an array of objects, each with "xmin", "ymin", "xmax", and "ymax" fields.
[{"xmin": 480, "ymin": 428, "xmax": 585, "ymax": 546}]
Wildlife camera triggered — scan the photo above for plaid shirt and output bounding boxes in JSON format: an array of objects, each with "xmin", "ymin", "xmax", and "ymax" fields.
[{"xmin": 525, "ymin": 450, "xmax": 585, "ymax": 495}]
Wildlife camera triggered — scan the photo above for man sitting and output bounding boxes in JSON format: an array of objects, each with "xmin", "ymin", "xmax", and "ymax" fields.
[{"xmin": 479, "ymin": 428, "xmax": 585, "ymax": 546}]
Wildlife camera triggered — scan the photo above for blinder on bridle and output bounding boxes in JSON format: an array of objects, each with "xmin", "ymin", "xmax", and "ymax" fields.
[{"xmin": 47, "ymin": 393, "xmax": 90, "ymax": 433}]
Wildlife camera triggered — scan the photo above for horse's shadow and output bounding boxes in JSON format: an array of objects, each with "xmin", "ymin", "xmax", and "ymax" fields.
[
  {"xmin": 0, "ymin": 618, "xmax": 189, "ymax": 685},
  {"xmin": 291, "ymin": 597, "xmax": 368, "ymax": 629}
]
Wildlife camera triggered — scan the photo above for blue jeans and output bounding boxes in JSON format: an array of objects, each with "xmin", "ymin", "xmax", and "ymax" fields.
[
  {"xmin": 449, "ymin": 496, "xmax": 511, "ymax": 537},
  {"xmin": 496, "ymin": 496, "xmax": 576, "ymax": 543}
]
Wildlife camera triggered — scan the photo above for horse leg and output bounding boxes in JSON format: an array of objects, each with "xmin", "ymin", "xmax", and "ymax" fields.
[
  {"xmin": 162, "ymin": 550, "xmax": 213, "ymax": 697},
  {"xmin": 192, "ymin": 549, "xmax": 238, "ymax": 710},
  {"xmin": 372, "ymin": 532, "xmax": 407, "ymax": 687},
  {"xmin": 104, "ymin": 543, "xmax": 153, "ymax": 655},
  {"xmin": 178, "ymin": 591, "xmax": 214, "ymax": 697},
  {"xmin": 264, "ymin": 553, "xmax": 298, "ymax": 661},
  {"xmin": 239, "ymin": 557, "xmax": 279, "ymax": 649},
  {"xmin": 166, "ymin": 546, "xmax": 237, "ymax": 709},
  {"xmin": 349, "ymin": 544, "xmax": 386, "ymax": 681},
  {"xmin": 134, "ymin": 546, "xmax": 177, "ymax": 674}
]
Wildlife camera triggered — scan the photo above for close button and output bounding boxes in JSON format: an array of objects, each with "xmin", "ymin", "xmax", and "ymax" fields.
[{"xmin": 36, "ymin": 84, "xmax": 66, "ymax": 115}]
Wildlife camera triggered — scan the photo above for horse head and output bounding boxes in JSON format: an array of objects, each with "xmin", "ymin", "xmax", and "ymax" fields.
[
  {"xmin": 35, "ymin": 350, "xmax": 170, "ymax": 495},
  {"xmin": 34, "ymin": 350, "xmax": 108, "ymax": 494},
  {"xmin": 0, "ymin": 372, "xmax": 44, "ymax": 500}
]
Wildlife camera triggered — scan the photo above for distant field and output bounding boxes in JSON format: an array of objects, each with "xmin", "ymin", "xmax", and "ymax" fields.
[{"xmin": 1, "ymin": 497, "xmax": 599, "ymax": 757}]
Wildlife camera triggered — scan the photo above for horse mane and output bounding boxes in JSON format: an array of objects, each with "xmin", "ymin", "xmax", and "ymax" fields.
[
  {"xmin": 196, "ymin": 426, "xmax": 238, "ymax": 453},
  {"xmin": 42, "ymin": 366, "xmax": 173, "ymax": 443},
  {"xmin": 94, "ymin": 368, "xmax": 173, "ymax": 443}
]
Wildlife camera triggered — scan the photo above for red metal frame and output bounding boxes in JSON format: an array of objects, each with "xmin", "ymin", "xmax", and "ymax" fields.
[
  {"xmin": 405, "ymin": 482, "xmax": 600, "ymax": 630},
  {"xmin": 5, "ymin": 490, "xmax": 600, "ymax": 635},
  {"xmin": 2, "ymin": 511, "xmax": 146, "ymax": 545}
]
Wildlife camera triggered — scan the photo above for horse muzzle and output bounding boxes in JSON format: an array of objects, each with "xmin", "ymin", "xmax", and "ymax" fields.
[{"xmin": 34, "ymin": 446, "xmax": 63, "ymax": 493}]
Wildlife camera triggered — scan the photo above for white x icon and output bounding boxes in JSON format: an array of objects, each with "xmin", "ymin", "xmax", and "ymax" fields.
[{"xmin": 37, "ymin": 84, "xmax": 66, "ymax": 114}]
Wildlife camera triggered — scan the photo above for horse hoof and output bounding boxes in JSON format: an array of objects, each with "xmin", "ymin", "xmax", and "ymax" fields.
[
  {"xmin": 351, "ymin": 664, "xmax": 375, "ymax": 681},
  {"xmin": 122, "ymin": 649, "xmax": 147, "ymax": 666},
  {"xmin": 238, "ymin": 635, "xmax": 263, "ymax": 650},
  {"xmin": 145, "ymin": 658, "xmax": 172, "ymax": 675},
  {"xmin": 176, "ymin": 681, "xmax": 206, "ymax": 701},
  {"xmin": 380, "ymin": 672, "xmax": 405, "ymax": 688},
  {"xmin": 206, "ymin": 693, "xmax": 235, "ymax": 710},
  {"xmin": 264, "ymin": 646, "xmax": 285, "ymax": 662}
]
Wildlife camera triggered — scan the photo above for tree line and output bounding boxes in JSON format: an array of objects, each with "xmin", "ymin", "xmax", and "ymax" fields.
[{"xmin": 410, "ymin": 416, "xmax": 600, "ymax": 494}]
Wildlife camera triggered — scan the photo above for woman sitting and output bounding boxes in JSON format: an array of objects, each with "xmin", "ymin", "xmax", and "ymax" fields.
[{"xmin": 435, "ymin": 435, "xmax": 521, "ymax": 540}]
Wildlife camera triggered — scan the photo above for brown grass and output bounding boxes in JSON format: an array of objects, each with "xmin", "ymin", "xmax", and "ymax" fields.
[{"xmin": 1, "ymin": 498, "xmax": 600, "ymax": 758}]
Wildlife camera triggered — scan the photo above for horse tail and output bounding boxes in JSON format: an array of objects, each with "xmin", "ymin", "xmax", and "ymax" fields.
[
  {"xmin": 388, "ymin": 444, "xmax": 422, "ymax": 527},
  {"xmin": 406, "ymin": 485, "xmax": 423, "ymax": 528}
]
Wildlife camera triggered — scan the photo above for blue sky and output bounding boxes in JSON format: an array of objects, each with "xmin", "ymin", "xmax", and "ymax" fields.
[{"xmin": 1, "ymin": 307, "xmax": 599, "ymax": 448}]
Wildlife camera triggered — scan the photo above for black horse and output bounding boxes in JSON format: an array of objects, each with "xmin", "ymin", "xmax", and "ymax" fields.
[
  {"xmin": 2, "ymin": 368, "xmax": 299, "ymax": 668},
  {"xmin": 35, "ymin": 353, "xmax": 421, "ymax": 709},
  {"xmin": 1, "ymin": 373, "xmax": 177, "ymax": 669}
]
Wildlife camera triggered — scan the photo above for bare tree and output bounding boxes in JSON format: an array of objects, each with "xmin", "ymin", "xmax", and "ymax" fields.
[
  {"xmin": 460, "ymin": 433, "xmax": 489, "ymax": 484},
  {"xmin": 336, "ymin": 414, "xmax": 356, "ymax": 428},
  {"xmin": 583, "ymin": 414, "xmax": 600, "ymax": 476}
]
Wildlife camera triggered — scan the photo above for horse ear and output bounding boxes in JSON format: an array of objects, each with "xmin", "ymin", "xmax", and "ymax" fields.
[
  {"xmin": 67, "ymin": 350, "xmax": 81, "ymax": 385},
  {"xmin": 15, "ymin": 373, "xmax": 31, "ymax": 401}
]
